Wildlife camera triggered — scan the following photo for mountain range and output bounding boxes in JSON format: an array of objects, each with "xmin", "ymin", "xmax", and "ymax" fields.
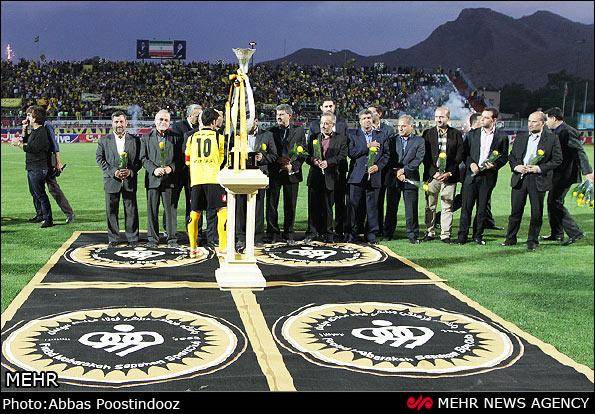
[{"xmin": 263, "ymin": 8, "xmax": 594, "ymax": 90}]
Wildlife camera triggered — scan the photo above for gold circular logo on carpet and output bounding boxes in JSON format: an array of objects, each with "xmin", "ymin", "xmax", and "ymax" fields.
[
  {"xmin": 273, "ymin": 302, "xmax": 522, "ymax": 377},
  {"xmin": 65, "ymin": 244, "xmax": 210, "ymax": 269},
  {"xmin": 255, "ymin": 242, "xmax": 386, "ymax": 267},
  {"xmin": 2, "ymin": 308, "xmax": 246, "ymax": 387}
]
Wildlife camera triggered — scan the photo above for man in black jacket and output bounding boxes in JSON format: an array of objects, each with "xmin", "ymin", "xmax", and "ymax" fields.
[
  {"xmin": 265, "ymin": 104, "xmax": 306, "ymax": 244},
  {"xmin": 141, "ymin": 109, "xmax": 183, "ymax": 248},
  {"xmin": 96, "ymin": 111, "xmax": 143, "ymax": 247},
  {"xmin": 236, "ymin": 118, "xmax": 277, "ymax": 250},
  {"xmin": 457, "ymin": 108, "xmax": 509, "ymax": 245},
  {"xmin": 502, "ymin": 111, "xmax": 563, "ymax": 251},
  {"xmin": 17, "ymin": 105, "xmax": 53, "ymax": 228},
  {"xmin": 167, "ymin": 104, "xmax": 202, "ymax": 231},
  {"xmin": 309, "ymin": 98, "xmax": 349, "ymax": 239},
  {"xmin": 422, "ymin": 106, "xmax": 464, "ymax": 243},
  {"xmin": 383, "ymin": 114, "xmax": 425, "ymax": 244},
  {"xmin": 305, "ymin": 112, "xmax": 348, "ymax": 243},
  {"xmin": 542, "ymin": 107, "xmax": 593, "ymax": 245}
]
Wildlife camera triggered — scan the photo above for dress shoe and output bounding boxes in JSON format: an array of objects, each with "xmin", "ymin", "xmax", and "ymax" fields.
[
  {"xmin": 422, "ymin": 233, "xmax": 435, "ymax": 242},
  {"xmin": 236, "ymin": 241, "xmax": 246, "ymax": 252},
  {"xmin": 540, "ymin": 234, "xmax": 564, "ymax": 242},
  {"xmin": 65, "ymin": 213, "xmax": 76, "ymax": 224},
  {"xmin": 344, "ymin": 234, "xmax": 356, "ymax": 243},
  {"xmin": 108, "ymin": 241, "xmax": 119, "ymax": 248},
  {"xmin": 128, "ymin": 242, "xmax": 138, "ymax": 248},
  {"xmin": 146, "ymin": 242, "xmax": 158, "ymax": 248},
  {"xmin": 440, "ymin": 237, "xmax": 452, "ymax": 244},
  {"xmin": 324, "ymin": 234, "xmax": 335, "ymax": 243},
  {"xmin": 28, "ymin": 216, "xmax": 43, "ymax": 223},
  {"xmin": 303, "ymin": 234, "xmax": 318, "ymax": 244},
  {"xmin": 500, "ymin": 240, "xmax": 517, "ymax": 246},
  {"xmin": 562, "ymin": 233, "xmax": 584, "ymax": 246},
  {"xmin": 367, "ymin": 235, "xmax": 378, "ymax": 245},
  {"xmin": 167, "ymin": 242, "xmax": 180, "ymax": 248},
  {"xmin": 474, "ymin": 238, "xmax": 486, "ymax": 245},
  {"xmin": 409, "ymin": 238, "xmax": 421, "ymax": 245},
  {"xmin": 526, "ymin": 242, "xmax": 538, "ymax": 251},
  {"xmin": 485, "ymin": 225, "xmax": 504, "ymax": 231},
  {"xmin": 40, "ymin": 221, "xmax": 54, "ymax": 228},
  {"xmin": 286, "ymin": 238, "xmax": 297, "ymax": 246}
]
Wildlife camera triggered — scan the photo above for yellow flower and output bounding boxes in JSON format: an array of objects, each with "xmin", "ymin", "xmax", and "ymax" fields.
[
  {"xmin": 572, "ymin": 191, "xmax": 578, "ymax": 197},
  {"xmin": 312, "ymin": 139, "xmax": 318, "ymax": 145},
  {"xmin": 159, "ymin": 141, "xmax": 165, "ymax": 150},
  {"xmin": 370, "ymin": 146, "xmax": 378, "ymax": 153},
  {"xmin": 422, "ymin": 183, "xmax": 429, "ymax": 192},
  {"xmin": 537, "ymin": 149, "xmax": 544, "ymax": 156},
  {"xmin": 297, "ymin": 146, "xmax": 304, "ymax": 153},
  {"xmin": 119, "ymin": 152, "xmax": 127, "ymax": 157},
  {"xmin": 578, "ymin": 193, "xmax": 584, "ymax": 199},
  {"xmin": 492, "ymin": 150, "xmax": 499, "ymax": 156},
  {"xmin": 260, "ymin": 143, "xmax": 267, "ymax": 151},
  {"xmin": 439, "ymin": 152, "xmax": 447, "ymax": 159}
]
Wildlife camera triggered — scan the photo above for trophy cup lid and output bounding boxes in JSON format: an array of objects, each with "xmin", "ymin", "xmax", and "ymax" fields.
[{"xmin": 233, "ymin": 48, "xmax": 256, "ymax": 74}]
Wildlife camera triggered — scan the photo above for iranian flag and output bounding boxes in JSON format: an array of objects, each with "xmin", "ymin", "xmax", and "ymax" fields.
[{"xmin": 149, "ymin": 41, "xmax": 174, "ymax": 58}]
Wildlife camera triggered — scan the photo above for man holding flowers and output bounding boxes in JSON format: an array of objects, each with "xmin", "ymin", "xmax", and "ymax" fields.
[
  {"xmin": 422, "ymin": 106, "xmax": 464, "ymax": 243},
  {"xmin": 457, "ymin": 108, "xmax": 509, "ymax": 245},
  {"xmin": 346, "ymin": 109, "xmax": 388, "ymax": 244},
  {"xmin": 502, "ymin": 111, "xmax": 562, "ymax": 251},
  {"xmin": 96, "ymin": 111, "xmax": 142, "ymax": 248},
  {"xmin": 141, "ymin": 109, "xmax": 183, "ymax": 248}
]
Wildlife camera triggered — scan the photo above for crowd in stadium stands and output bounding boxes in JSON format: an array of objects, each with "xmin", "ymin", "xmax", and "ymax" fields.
[{"xmin": 1, "ymin": 59, "xmax": 459, "ymax": 122}]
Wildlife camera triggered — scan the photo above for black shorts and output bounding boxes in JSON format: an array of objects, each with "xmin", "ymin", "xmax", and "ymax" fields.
[{"xmin": 191, "ymin": 184, "xmax": 227, "ymax": 212}]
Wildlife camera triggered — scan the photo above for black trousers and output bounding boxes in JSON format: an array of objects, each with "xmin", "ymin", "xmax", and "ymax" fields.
[
  {"xmin": 348, "ymin": 181, "xmax": 380, "ymax": 239},
  {"xmin": 547, "ymin": 180, "xmax": 582, "ymax": 239},
  {"xmin": 45, "ymin": 173, "xmax": 74, "ymax": 216},
  {"xmin": 266, "ymin": 180, "xmax": 299, "ymax": 237},
  {"xmin": 146, "ymin": 187, "xmax": 176, "ymax": 244},
  {"xmin": 236, "ymin": 189, "xmax": 266, "ymax": 241},
  {"xmin": 457, "ymin": 176, "xmax": 495, "ymax": 241},
  {"xmin": 334, "ymin": 174, "xmax": 348, "ymax": 236},
  {"xmin": 164, "ymin": 169, "xmax": 191, "ymax": 232},
  {"xmin": 27, "ymin": 168, "xmax": 52, "ymax": 223},
  {"xmin": 105, "ymin": 190, "xmax": 139, "ymax": 243},
  {"xmin": 505, "ymin": 175, "xmax": 545, "ymax": 244},
  {"xmin": 307, "ymin": 185, "xmax": 335, "ymax": 236},
  {"xmin": 383, "ymin": 184, "xmax": 419, "ymax": 241},
  {"xmin": 441, "ymin": 194, "xmax": 496, "ymax": 227},
  {"xmin": 377, "ymin": 182, "xmax": 388, "ymax": 236}
]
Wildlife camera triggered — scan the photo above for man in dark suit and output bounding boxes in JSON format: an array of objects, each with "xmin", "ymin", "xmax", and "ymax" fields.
[
  {"xmin": 346, "ymin": 109, "xmax": 389, "ymax": 244},
  {"xmin": 383, "ymin": 114, "xmax": 425, "ymax": 244},
  {"xmin": 305, "ymin": 112, "xmax": 348, "ymax": 243},
  {"xmin": 422, "ymin": 106, "xmax": 464, "ymax": 243},
  {"xmin": 309, "ymin": 98, "xmax": 349, "ymax": 239},
  {"xmin": 95, "ymin": 111, "xmax": 142, "ymax": 247},
  {"xmin": 168, "ymin": 104, "xmax": 202, "ymax": 236},
  {"xmin": 369, "ymin": 105, "xmax": 395, "ymax": 237},
  {"xmin": 542, "ymin": 107, "xmax": 593, "ymax": 245},
  {"xmin": 141, "ymin": 109, "xmax": 183, "ymax": 248},
  {"xmin": 236, "ymin": 118, "xmax": 277, "ymax": 250},
  {"xmin": 502, "ymin": 111, "xmax": 563, "ymax": 251},
  {"xmin": 457, "ymin": 108, "xmax": 509, "ymax": 245},
  {"xmin": 265, "ymin": 104, "xmax": 306, "ymax": 244}
]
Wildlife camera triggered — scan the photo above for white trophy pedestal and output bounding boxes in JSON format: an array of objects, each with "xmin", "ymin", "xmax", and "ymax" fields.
[{"xmin": 216, "ymin": 168, "xmax": 269, "ymax": 290}]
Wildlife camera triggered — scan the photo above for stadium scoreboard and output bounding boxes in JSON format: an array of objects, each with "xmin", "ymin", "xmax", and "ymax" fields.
[{"xmin": 136, "ymin": 40, "xmax": 186, "ymax": 60}]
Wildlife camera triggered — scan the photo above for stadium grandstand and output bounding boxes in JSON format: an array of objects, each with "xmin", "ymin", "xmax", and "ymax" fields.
[{"xmin": 1, "ymin": 59, "xmax": 476, "ymax": 133}]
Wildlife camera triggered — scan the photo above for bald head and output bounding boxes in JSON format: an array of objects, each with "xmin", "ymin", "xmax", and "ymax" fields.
[{"xmin": 528, "ymin": 111, "xmax": 546, "ymax": 134}]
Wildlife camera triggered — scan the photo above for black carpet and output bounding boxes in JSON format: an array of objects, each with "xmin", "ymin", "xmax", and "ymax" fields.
[{"xmin": 1, "ymin": 232, "xmax": 592, "ymax": 391}]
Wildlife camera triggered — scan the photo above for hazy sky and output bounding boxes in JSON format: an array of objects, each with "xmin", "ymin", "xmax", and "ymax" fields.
[{"xmin": 2, "ymin": 1, "xmax": 593, "ymax": 63}]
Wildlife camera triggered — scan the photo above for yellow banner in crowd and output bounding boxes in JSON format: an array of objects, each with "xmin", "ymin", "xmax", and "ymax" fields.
[{"xmin": 1, "ymin": 98, "xmax": 22, "ymax": 108}]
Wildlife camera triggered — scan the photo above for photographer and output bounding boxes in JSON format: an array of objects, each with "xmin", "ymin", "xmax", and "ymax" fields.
[
  {"xmin": 16, "ymin": 106, "xmax": 54, "ymax": 228},
  {"xmin": 44, "ymin": 120, "xmax": 75, "ymax": 224}
]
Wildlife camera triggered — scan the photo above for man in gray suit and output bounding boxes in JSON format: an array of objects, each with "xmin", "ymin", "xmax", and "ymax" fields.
[
  {"xmin": 141, "ymin": 109, "xmax": 183, "ymax": 248},
  {"xmin": 383, "ymin": 114, "xmax": 425, "ymax": 244},
  {"xmin": 96, "ymin": 111, "xmax": 142, "ymax": 247}
]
